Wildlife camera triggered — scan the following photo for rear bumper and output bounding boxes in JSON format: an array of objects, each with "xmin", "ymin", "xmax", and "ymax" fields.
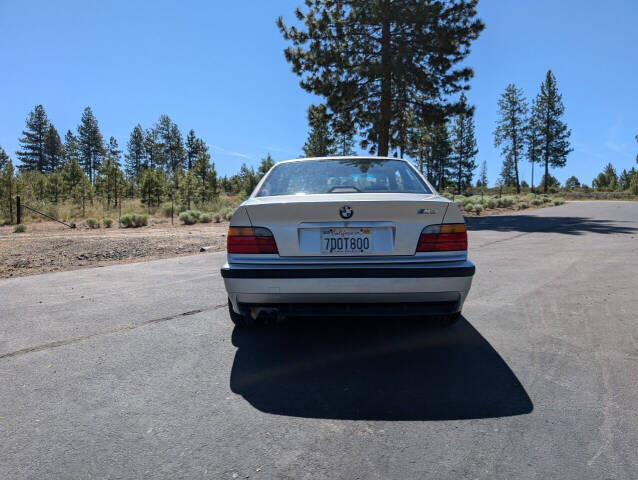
[
  {"xmin": 222, "ymin": 260, "xmax": 475, "ymax": 315},
  {"xmin": 221, "ymin": 262, "xmax": 475, "ymax": 279}
]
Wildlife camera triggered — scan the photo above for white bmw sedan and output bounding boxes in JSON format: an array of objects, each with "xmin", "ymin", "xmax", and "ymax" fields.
[{"xmin": 221, "ymin": 156, "xmax": 474, "ymax": 326}]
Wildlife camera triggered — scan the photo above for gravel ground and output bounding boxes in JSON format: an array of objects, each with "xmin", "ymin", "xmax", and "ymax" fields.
[{"xmin": 0, "ymin": 220, "xmax": 229, "ymax": 278}]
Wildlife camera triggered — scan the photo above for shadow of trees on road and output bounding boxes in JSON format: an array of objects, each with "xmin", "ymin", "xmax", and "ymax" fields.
[
  {"xmin": 229, "ymin": 317, "xmax": 532, "ymax": 421},
  {"xmin": 466, "ymin": 215, "xmax": 637, "ymax": 235}
]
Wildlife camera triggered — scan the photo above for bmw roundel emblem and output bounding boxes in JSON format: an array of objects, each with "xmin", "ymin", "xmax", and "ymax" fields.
[{"xmin": 339, "ymin": 205, "xmax": 353, "ymax": 219}]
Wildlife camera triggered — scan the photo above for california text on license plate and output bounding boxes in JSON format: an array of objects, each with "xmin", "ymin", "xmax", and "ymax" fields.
[{"xmin": 321, "ymin": 228, "xmax": 373, "ymax": 253}]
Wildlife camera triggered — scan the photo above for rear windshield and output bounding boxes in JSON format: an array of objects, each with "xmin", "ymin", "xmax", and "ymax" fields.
[{"xmin": 256, "ymin": 158, "xmax": 431, "ymax": 197}]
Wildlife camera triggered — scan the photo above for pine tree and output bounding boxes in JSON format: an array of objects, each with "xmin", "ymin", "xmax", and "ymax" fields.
[
  {"xmin": 278, "ymin": 1, "xmax": 484, "ymax": 156},
  {"xmin": 237, "ymin": 163, "xmax": 258, "ymax": 195},
  {"xmin": 532, "ymin": 70, "xmax": 572, "ymax": 193},
  {"xmin": 64, "ymin": 130, "xmax": 80, "ymax": 163},
  {"xmin": 107, "ymin": 136, "xmax": 121, "ymax": 163},
  {"xmin": 97, "ymin": 151, "xmax": 124, "ymax": 208},
  {"xmin": 43, "ymin": 125, "xmax": 64, "ymax": 173},
  {"xmin": 332, "ymin": 111, "xmax": 356, "ymax": 156},
  {"xmin": 302, "ymin": 104, "xmax": 336, "ymax": 157},
  {"xmin": 46, "ymin": 171, "xmax": 63, "ymax": 203},
  {"xmin": 630, "ymin": 170, "xmax": 638, "ymax": 195},
  {"xmin": 618, "ymin": 170, "xmax": 631, "ymax": 191},
  {"xmin": 17, "ymin": 105, "xmax": 50, "ymax": 172},
  {"xmin": 144, "ymin": 128, "xmax": 163, "ymax": 170},
  {"xmin": 494, "ymin": 84, "xmax": 527, "ymax": 193},
  {"xmin": 450, "ymin": 93, "xmax": 478, "ymax": 193},
  {"xmin": 219, "ymin": 176, "xmax": 232, "ymax": 195},
  {"xmin": 178, "ymin": 169, "xmax": 198, "ymax": 209},
  {"xmin": 125, "ymin": 125, "xmax": 145, "ymax": 180},
  {"xmin": 565, "ymin": 176, "xmax": 580, "ymax": 189},
  {"xmin": 525, "ymin": 101, "xmax": 542, "ymax": 192},
  {"xmin": 191, "ymin": 150, "xmax": 218, "ymax": 204},
  {"xmin": 168, "ymin": 124, "xmax": 185, "ymax": 172},
  {"xmin": 155, "ymin": 115, "xmax": 185, "ymax": 176},
  {"xmin": 538, "ymin": 173, "xmax": 560, "ymax": 191},
  {"xmin": 185, "ymin": 129, "xmax": 206, "ymax": 170},
  {"xmin": 477, "ymin": 160, "xmax": 488, "ymax": 187},
  {"xmin": 61, "ymin": 157, "xmax": 92, "ymax": 213},
  {"xmin": 0, "ymin": 153, "xmax": 16, "ymax": 223},
  {"xmin": 139, "ymin": 168, "xmax": 166, "ymax": 208},
  {"xmin": 431, "ymin": 122, "xmax": 452, "ymax": 190},
  {"xmin": 407, "ymin": 122, "xmax": 434, "ymax": 177},
  {"xmin": 408, "ymin": 120, "xmax": 451, "ymax": 188},
  {"xmin": 258, "ymin": 153, "xmax": 276, "ymax": 178},
  {"xmin": 0, "ymin": 146, "xmax": 9, "ymax": 170},
  {"xmin": 62, "ymin": 157, "xmax": 86, "ymax": 197},
  {"xmin": 388, "ymin": 88, "xmax": 413, "ymax": 157},
  {"xmin": 75, "ymin": 176, "xmax": 93, "ymax": 216},
  {"xmin": 592, "ymin": 163, "xmax": 618, "ymax": 191},
  {"xmin": 77, "ymin": 106, "xmax": 104, "ymax": 184},
  {"xmin": 19, "ymin": 170, "xmax": 47, "ymax": 202},
  {"xmin": 500, "ymin": 156, "xmax": 515, "ymax": 187},
  {"xmin": 186, "ymin": 130, "xmax": 198, "ymax": 170}
]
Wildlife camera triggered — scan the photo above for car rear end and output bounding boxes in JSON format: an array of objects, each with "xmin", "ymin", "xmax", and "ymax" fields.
[{"xmin": 221, "ymin": 158, "xmax": 474, "ymax": 323}]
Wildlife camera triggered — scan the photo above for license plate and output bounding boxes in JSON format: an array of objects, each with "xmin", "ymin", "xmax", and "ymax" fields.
[{"xmin": 320, "ymin": 228, "xmax": 373, "ymax": 254}]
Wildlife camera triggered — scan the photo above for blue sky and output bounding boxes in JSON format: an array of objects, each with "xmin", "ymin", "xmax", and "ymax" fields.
[{"xmin": 1, "ymin": 0, "xmax": 636, "ymax": 186}]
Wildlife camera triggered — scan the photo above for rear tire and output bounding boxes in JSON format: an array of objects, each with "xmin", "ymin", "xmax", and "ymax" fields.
[{"xmin": 228, "ymin": 299, "xmax": 253, "ymax": 327}]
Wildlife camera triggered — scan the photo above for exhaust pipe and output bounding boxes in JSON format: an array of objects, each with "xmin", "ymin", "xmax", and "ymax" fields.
[{"xmin": 249, "ymin": 306, "xmax": 284, "ymax": 322}]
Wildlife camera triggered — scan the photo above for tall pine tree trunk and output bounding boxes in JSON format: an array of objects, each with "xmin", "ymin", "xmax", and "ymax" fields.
[
  {"xmin": 544, "ymin": 138, "xmax": 550, "ymax": 193},
  {"xmin": 513, "ymin": 119, "xmax": 521, "ymax": 193},
  {"xmin": 514, "ymin": 151, "xmax": 520, "ymax": 194},
  {"xmin": 9, "ymin": 182, "xmax": 13, "ymax": 224},
  {"xmin": 377, "ymin": 12, "xmax": 391, "ymax": 157},
  {"xmin": 543, "ymin": 106, "xmax": 550, "ymax": 193},
  {"xmin": 89, "ymin": 151, "xmax": 93, "ymax": 185},
  {"xmin": 531, "ymin": 160, "xmax": 535, "ymax": 193}
]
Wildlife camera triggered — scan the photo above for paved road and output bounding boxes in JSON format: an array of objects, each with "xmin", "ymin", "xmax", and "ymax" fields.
[{"xmin": 1, "ymin": 201, "xmax": 637, "ymax": 480}]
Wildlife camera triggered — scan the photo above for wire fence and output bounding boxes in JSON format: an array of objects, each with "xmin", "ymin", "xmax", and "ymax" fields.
[{"xmin": 17, "ymin": 197, "xmax": 75, "ymax": 228}]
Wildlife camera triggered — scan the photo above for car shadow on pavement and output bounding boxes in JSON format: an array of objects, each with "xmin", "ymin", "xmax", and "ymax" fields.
[
  {"xmin": 229, "ymin": 317, "xmax": 533, "ymax": 420},
  {"xmin": 466, "ymin": 215, "xmax": 636, "ymax": 235}
]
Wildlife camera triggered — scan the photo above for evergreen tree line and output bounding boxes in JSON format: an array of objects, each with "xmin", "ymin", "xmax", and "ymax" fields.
[
  {"xmin": 282, "ymin": 2, "xmax": 574, "ymax": 194},
  {"xmin": 0, "ymin": 105, "xmax": 276, "ymax": 223},
  {"xmin": 302, "ymin": 92, "xmax": 479, "ymax": 193},
  {"xmin": 301, "ymin": 69, "xmax": 573, "ymax": 195},
  {"xmin": 590, "ymin": 162, "xmax": 638, "ymax": 194},
  {"xmin": 494, "ymin": 70, "xmax": 572, "ymax": 193}
]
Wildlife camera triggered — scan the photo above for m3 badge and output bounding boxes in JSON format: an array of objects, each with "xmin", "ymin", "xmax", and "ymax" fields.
[{"xmin": 417, "ymin": 208, "xmax": 436, "ymax": 214}]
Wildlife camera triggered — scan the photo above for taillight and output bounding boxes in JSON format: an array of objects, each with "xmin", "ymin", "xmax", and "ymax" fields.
[
  {"xmin": 227, "ymin": 226, "xmax": 278, "ymax": 254},
  {"xmin": 417, "ymin": 223, "xmax": 467, "ymax": 252}
]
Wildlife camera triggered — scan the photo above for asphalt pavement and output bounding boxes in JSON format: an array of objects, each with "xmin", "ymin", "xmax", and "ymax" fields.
[{"xmin": 1, "ymin": 201, "xmax": 637, "ymax": 479}]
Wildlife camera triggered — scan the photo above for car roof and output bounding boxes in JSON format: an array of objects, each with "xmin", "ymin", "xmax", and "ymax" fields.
[{"xmin": 274, "ymin": 156, "xmax": 410, "ymax": 165}]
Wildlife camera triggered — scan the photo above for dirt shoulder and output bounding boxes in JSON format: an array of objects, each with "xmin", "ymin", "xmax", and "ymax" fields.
[
  {"xmin": 0, "ymin": 203, "xmax": 556, "ymax": 279},
  {"xmin": 0, "ymin": 220, "xmax": 229, "ymax": 279}
]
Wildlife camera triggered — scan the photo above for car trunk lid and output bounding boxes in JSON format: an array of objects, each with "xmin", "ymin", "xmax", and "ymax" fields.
[{"xmin": 243, "ymin": 193, "xmax": 451, "ymax": 256}]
